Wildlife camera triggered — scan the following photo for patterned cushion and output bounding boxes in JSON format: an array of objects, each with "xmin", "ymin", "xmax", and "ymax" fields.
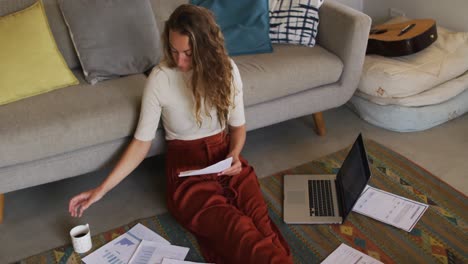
[{"xmin": 269, "ymin": 0, "xmax": 324, "ymax": 47}]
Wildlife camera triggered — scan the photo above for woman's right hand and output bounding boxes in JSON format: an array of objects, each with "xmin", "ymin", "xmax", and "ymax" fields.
[
  {"xmin": 68, "ymin": 138, "xmax": 151, "ymax": 218},
  {"xmin": 69, "ymin": 187, "xmax": 105, "ymax": 218}
]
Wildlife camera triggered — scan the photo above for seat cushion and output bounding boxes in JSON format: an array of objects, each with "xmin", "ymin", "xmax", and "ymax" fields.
[
  {"xmin": 356, "ymin": 71, "xmax": 468, "ymax": 107},
  {"xmin": 359, "ymin": 19, "xmax": 468, "ymax": 99},
  {"xmin": 349, "ymin": 89, "xmax": 468, "ymax": 132},
  {"xmin": 0, "ymin": 71, "xmax": 147, "ymax": 168},
  {"xmin": 234, "ymin": 44, "xmax": 343, "ymax": 106}
]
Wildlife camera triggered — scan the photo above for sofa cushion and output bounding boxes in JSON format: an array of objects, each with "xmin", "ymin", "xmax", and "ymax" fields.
[
  {"xmin": 0, "ymin": 0, "xmax": 81, "ymax": 69},
  {"xmin": 0, "ymin": 71, "xmax": 147, "ymax": 168},
  {"xmin": 0, "ymin": 0, "xmax": 78, "ymax": 106},
  {"xmin": 234, "ymin": 44, "xmax": 343, "ymax": 106},
  {"xmin": 269, "ymin": 0, "xmax": 324, "ymax": 47},
  {"xmin": 59, "ymin": 0, "xmax": 161, "ymax": 84},
  {"xmin": 191, "ymin": 0, "xmax": 272, "ymax": 56}
]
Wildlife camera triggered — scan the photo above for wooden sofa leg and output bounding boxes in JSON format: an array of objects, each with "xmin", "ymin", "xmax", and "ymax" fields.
[
  {"xmin": 0, "ymin": 193, "xmax": 4, "ymax": 224},
  {"xmin": 312, "ymin": 112, "xmax": 326, "ymax": 136}
]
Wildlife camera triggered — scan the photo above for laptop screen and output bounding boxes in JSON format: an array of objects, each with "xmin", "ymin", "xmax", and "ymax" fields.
[{"xmin": 336, "ymin": 134, "xmax": 371, "ymax": 220}]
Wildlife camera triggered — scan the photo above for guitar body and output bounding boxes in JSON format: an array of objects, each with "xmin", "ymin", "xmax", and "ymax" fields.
[{"xmin": 367, "ymin": 19, "xmax": 438, "ymax": 57}]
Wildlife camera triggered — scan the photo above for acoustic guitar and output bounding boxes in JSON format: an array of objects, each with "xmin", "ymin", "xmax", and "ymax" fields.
[{"xmin": 367, "ymin": 19, "xmax": 438, "ymax": 57}]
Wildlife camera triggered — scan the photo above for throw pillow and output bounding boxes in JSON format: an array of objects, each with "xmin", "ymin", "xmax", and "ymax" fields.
[
  {"xmin": 58, "ymin": 0, "xmax": 161, "ymax": 84},
  {"xmin": 269, "ymin": 0, "xmax": 324, "ymax": 47},
  {"xmin": 0, "ymin": 0, "xmax": 78, "ymax": 106},
  {"xmin": 191, "ymin": 0, "xmax": 272, "ymax": 56}
]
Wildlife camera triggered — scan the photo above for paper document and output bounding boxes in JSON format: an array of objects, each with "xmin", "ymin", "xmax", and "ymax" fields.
[
  {"xmin": 179, "ymin": 157, "xmax": 233, "ymax": 177},
  {"xmin": 129, "ymin": 240, "xmax": 189, "ymax": 264},
  {"xmin": 83, "ymin": 223, "xmax": 170, "ymax": 264},
  {"xmin": 321, "ymin": 243, "xmax": 383, "ymax": 264},
  {"xmin": 128, "ymin": 223, "xmax": 171, "ymax": 245},
  {"xmin": 162, "ymin": 258, "xmax": 213, "ymax": 264},
  {"xmin": 353, "ymin": 186, "xmax": 428, "ymax": 232}
]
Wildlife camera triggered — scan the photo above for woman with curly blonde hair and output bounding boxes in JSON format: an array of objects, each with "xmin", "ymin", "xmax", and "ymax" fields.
[{"xmin": 69, "ymin": 4, "xmax": 292, "ymax": 263}]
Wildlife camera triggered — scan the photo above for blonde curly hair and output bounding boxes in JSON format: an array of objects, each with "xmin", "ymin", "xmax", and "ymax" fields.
[{"xmin": 162, "ymin": 4, "xmax": 233, "ymax": 127}]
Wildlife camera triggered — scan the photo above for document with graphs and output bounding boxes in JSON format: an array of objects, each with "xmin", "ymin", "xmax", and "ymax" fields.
[
  {"xmin": 353, "ymin": 186, "xmax": 428, "ymax": 232},
  {"xmin": 321, "ymin": 243, "xmax": 383, "ymax": 264},
  {"xmin": 82, "ymin": 223, "xmax": 175, "ymax": 264}
]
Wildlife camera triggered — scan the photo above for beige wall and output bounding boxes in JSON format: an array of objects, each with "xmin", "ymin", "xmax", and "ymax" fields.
[
  {"xmin": 327, "ymin": 0, "xmax": 466, "ymax": 31},
  {"xmin": 363, "ymin": 0, "xmax": 468, "ymax": 31},
  {"xmin": 331, "ymin": 0, "xmax": 363, "ymax": 11}
]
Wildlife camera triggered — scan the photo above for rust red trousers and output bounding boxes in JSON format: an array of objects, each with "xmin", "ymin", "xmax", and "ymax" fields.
[{"xmin": 165, "ymin": 132, "xmax": 293, "ymax": 264}]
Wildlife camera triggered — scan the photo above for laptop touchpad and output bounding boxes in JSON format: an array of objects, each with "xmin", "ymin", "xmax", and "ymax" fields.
[{"xmin": 287, "ymin": 191, "xmax": 306, "ymax": 204}]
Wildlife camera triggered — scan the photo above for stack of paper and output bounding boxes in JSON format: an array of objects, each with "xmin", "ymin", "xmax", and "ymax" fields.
[
  {"xmin": 321, "ymin": 243, "xmax": 383, "ymax": 264},
  {"xmin": 82, "ymin": 223, "xmax": 209, "ymax": 264},
  {"xmin": 353, "ymin": 186, "xmax": 428, "ymax": 232}
]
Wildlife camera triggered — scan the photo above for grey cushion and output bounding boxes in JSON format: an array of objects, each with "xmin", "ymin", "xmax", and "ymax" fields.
[
  {"xmin": 234, "ymin": 44, "xmax": 343, "ymax": 106},
  {"xmin": 0, "ymin": 70, "xmax": 147, "ymax": 168},
  {"xmin": 59, "ymin": 0, "xmax": 161, "ymax": 84}
]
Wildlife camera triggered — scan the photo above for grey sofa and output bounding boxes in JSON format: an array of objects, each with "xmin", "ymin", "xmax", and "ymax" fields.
[{"xmin": 0, "ymin": 0, "xmax": 371, "ymax": 223}]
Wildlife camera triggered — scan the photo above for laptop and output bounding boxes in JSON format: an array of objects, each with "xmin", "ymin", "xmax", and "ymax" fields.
[{"xmin": 283, "ymin": 134, "xmax": 371, "ymax": 224}]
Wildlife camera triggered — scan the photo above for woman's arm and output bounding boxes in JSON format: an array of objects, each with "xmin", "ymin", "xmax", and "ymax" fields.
[
  {"xmin": 69, "ymin": 138, "xmax": 152, "ymax": 217},
  {"xmin": 219, "ymin": 124, "xmax": 246, "ymax": 176},
  {"xmin": 227, "ymin": 124, "xmax": 246, "ymax": 159}
]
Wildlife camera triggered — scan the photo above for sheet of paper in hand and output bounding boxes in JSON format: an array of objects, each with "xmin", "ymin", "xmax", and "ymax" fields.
[{"xmin": 178, "ymin": 157, "xmax": 233, "ymax": 177}]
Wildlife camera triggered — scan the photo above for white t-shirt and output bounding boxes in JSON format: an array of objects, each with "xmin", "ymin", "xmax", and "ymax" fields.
[{"xmin": 134, "ymin": 59, "xmax": 245, "ymax": 141}]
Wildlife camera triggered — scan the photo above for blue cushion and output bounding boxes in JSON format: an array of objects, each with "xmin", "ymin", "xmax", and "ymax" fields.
[{"xmin": 191, "ymin": 0, "xmax": 272, "ymax": 56}]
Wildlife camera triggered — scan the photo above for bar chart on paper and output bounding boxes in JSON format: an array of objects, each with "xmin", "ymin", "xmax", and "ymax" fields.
[
  {"xmin": 128, "ymin": 240, "xmax": 190, "ymax": 264},
  {"xmin": 82, "ymin": 224, "xmax": 177, "ymax": 264},
  {"xmin": 102, "ymin": 249, "xmax": 126, "ymax": 264},
  {"xmin": 130, "ymin": 245, "xmax": 156, "ymax": 264},
  {"xmin": 83, "ymin": 234, "xmax": 139, "ymax": 264}
]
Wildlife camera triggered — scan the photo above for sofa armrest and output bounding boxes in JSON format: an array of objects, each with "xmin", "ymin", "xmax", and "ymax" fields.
[{"xmin": 317, "ymin": 1, "xmax": 371, "ymax": 90}]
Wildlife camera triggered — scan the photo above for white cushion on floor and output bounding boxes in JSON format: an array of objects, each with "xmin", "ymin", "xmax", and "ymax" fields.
[
  {"xmin": 359, "ymin": 21, "xmax": 468, "ymax": 99},
  {"xmin": 356, "ymin": 71, "xmax": 468, "ymax": 107},
  {"xmin": 348, "ymin": 89, "xmax": 468, "ymax": 132}
]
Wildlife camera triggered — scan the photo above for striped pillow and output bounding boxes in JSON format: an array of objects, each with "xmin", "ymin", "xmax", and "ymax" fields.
[{"xmin": 269, "ymin": 0, "xmax": 324, "ymax": 47}]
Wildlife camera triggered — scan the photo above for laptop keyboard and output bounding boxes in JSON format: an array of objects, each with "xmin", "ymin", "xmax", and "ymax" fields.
[{"xmin": 308, "ymin": 180, "xmax": 335, "ymax": 216}]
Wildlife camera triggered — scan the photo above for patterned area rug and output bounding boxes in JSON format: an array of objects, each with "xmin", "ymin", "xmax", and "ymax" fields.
[{"xmin": 17, "ymin": 139, "xmax": 467, "ymax": 264}]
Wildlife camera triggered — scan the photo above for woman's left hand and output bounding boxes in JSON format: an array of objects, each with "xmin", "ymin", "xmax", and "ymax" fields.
[{"xmin": 218, "ymin": 155, "xmax": 242, "ymax": 176}]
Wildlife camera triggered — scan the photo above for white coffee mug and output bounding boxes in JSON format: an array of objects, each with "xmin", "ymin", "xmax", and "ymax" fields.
[{"xmin": 70, "ymin": 223, "xmax": 92, "ymax": 254}]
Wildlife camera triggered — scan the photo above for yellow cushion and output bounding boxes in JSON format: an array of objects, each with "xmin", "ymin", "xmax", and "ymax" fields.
[{"xmin": 0, "ymin": 0, "xmax": 78, "ymax": 106}]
